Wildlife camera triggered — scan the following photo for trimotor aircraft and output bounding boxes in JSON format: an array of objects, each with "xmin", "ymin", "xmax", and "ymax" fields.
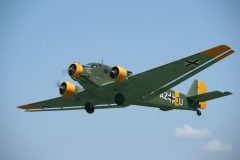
[{"xmin": 18, "ymin": 45, "xmax": 234, "ymax": 116}]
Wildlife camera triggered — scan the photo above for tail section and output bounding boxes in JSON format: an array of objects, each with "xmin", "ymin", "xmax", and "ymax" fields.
[
  {"xmin": 187, "ymin": 91, "xmax": 232, "ymax": 103},
  {"xmin": 187, "ymin": 79, "xmax": 232, "ymax": 111},
  {"xmin": 187, "ymin": 80, "xmax": 207, "ymax": 109}
]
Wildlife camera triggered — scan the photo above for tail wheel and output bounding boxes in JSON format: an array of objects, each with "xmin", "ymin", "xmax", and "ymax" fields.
[
  {"xmin": 85, "ymin": 102, "xmax": 94, "ymax": 114},
  {"xmin": 196, "ymin": 109, "xmax": 201, "ymax": 116},
  {"xmin": 114, "ymin": 93, "xmax": 125, "ymax": 105}
]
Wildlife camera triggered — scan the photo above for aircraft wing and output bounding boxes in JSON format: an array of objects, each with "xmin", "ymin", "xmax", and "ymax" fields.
[
  {"xmin": 131, "ymin": 45, "xmax": 234, "ymax": 100},
  {"xmin": 18, "ymin": 91, "xmax": 88, "ymax": 111},
  {"xmin": 18, "ymin": 90, "xmax": 120, "ymax": 111},
  {"xmin": 20, "ymin": 104, "xmax": 127, "ymax": 112},
  {"xmin": 103, "ymin": 45, "xmax": 234, "ymax": 100}
]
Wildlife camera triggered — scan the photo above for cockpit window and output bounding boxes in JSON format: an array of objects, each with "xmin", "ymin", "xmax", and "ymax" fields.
[{"xmin": 86, "ymin": 63, "xmax": 101, "ymax": 69}]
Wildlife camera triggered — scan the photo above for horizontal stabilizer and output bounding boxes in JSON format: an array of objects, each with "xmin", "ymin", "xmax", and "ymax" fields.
[{"xmin": 187, "ymin": 91, "xmax": 232, "ymax": 102}]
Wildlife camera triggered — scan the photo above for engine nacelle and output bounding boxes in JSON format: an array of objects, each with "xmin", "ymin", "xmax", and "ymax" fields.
[
  {"xmin": 110, "ymin": 65, "xmax": 127, "ymax": 83},
  {"xmin": 68, "ymin": 62, "xmax": 83, "ymax": 79},
  {"xmin": 59, "ymin": 81, "xmax": 76, "ymax": 97}
]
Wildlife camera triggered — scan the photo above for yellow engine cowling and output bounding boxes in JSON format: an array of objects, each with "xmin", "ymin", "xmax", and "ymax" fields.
[
  {"xmin": 110, "ymin": 65, "xmax": 127, "ymax": 83},
  {"xmin": 59, "ymin": 81, "xmax": 76, "ymax": 97},
  {"xmin": 68, "ymin": 62, "xmax": 84, "ymax": 79}
]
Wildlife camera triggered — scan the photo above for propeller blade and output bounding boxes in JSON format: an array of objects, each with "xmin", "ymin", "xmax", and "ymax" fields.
[
  {"xmin": 55, "ymin": 80, "xmax": 61, "ymax": 88},
  {"xmin": 61, "ymin": 69, "xmax": 68, "ymax": 77}
]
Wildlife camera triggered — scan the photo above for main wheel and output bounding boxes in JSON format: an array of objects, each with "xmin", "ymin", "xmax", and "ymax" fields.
[
  {"xmin": 85, "ymin": 102, "xmax": 94, "ymax": 114},
  {"xmin": 114, "ymin": 93, "xmax": 125, "ymax": 105}
]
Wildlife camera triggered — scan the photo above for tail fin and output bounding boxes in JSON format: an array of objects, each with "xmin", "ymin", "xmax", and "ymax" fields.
[{"xmin": 187, "ymin": 80, "xmax": 207, "ymax": 109}]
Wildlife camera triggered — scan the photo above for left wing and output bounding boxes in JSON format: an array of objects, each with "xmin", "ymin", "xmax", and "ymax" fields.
[{"xmin": 103, "ymin": 45, "xmax": 234, "ymax": 100}]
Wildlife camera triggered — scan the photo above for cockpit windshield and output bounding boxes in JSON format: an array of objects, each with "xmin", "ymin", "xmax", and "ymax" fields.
[{"xmin": 85, "ymin": 63, "xmax": 102, "ymax": 69}]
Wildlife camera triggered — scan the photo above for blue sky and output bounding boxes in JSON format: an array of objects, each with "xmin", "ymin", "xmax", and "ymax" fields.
[{"xmin": 1, "ymin": 0, "xmax": 239, "ymax": 160}]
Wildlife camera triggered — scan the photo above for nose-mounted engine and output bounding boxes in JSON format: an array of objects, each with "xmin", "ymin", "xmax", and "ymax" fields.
[
  {"xmin": 110, "ymin": 65, "xmax": 128, "ymax": 83},
  {"xmin": 59, "ymin": 81, "xmax": 76, "ymax": 97},
  {"xmin": 68, "ymin": 62, "xmax": 84, "ymax": 79}
]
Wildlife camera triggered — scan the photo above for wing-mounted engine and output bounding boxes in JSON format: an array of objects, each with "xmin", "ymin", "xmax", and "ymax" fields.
[
  {"xmin": 68, "ymin": 62, "xmax": 84, "ymax": 79},
  {"xmin": 59, "ymin": 81, "xmax": 77, "ymax": 97},
  {"xmin": 110, "ymin": 65, "xmax": 129, "ymax": 83}
]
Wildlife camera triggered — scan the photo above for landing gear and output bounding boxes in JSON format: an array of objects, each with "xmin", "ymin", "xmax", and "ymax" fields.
[
  {"xmin": 114, "ymin": 93, "xmax": 125, "ymax": 105},
  {"xmin": 196, "ymin": 109, "xmax": 201, "ymax": 116},
  {"xmin": 85, "ymin": 102, "xmax": 94, "ymax": 114}
]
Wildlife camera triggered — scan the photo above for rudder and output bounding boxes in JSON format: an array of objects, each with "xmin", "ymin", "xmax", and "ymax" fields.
[{"xmin": 187, "ymin": 80, "xmax": 207, "ymax": 109}]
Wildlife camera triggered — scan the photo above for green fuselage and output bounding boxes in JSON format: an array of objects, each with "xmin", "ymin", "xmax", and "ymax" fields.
[{"xmin": 78, "ymin": 62, "xmax": 193, "ymax": 112}]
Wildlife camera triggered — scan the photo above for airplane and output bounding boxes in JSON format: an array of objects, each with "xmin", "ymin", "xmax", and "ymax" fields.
[{"xmin": 18, "ymin": 45, "xmax": 235, "ymax": 116}]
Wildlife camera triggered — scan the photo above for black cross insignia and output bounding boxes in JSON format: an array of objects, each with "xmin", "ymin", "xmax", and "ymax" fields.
[
  {"xmin": 184, "ymin": 59, "xmax": 200, "ymax": 67},
  {"xmin": 168, "ymin": 93, "xmax": 175, "ymax": 104}
]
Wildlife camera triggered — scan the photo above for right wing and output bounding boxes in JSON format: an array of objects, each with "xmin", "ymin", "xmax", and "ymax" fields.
[
  {"xmin": 18, "ymin": 91, "xmax": 89, "ymax": 111},
  {"xmin": 23, "ymin": 104, "xmax": 127, "ymax": 112},
  {"xmin": 18, "ymin": 90, "xmax": 119, "ymax": 112}
]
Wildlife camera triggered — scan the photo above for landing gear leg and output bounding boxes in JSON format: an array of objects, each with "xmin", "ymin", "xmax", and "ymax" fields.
[
  {"xmin": 85, "ymin": 102, "xmax": 94, "ymax": 114},
  {"xmin": 196, "ymin": 109, "xmax": 201, "ymax": 116}
]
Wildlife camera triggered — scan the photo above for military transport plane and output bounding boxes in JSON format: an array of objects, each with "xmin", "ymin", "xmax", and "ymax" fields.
[{"xmin": 18, "ymin": 45, "xmax": 234, "ymax": 116}]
